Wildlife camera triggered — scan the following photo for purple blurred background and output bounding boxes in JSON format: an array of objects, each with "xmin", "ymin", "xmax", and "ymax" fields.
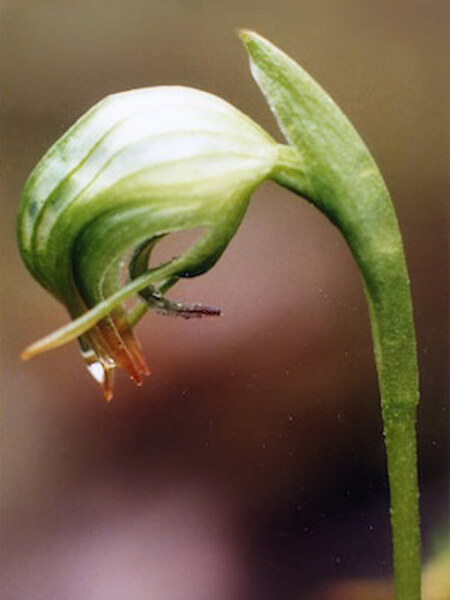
[{"xmin": 1, "ymin": 1, "xmax": 448, "ymax": 599}]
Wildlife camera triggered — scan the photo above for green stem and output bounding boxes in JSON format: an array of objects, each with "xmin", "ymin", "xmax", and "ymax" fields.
[
  {"xmin": 365, "ymin": 261, "xmax": 420, "ymax": 599},
  {"xmin": 281, "ymin": 172, "xmax": 421, "ymax": 599},
  {"xmin": 241, "ymin": 31, "xmax": 421, "ymax": 598},
  {"xmin": 364, "ymin": 251, "xmax": 420, "ymax": 600},
  {"xmin": 280, "ymin": 165, "xmax": 421, "ymax": 599},
  {"xmin": 383, "ymin": 403, "xmax": 421, "ymax": 598}
]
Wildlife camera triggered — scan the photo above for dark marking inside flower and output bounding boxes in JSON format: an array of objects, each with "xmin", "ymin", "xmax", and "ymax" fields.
[{"xmin": 139, "ymin": 285, "xmax": 221, "ymax": 319}]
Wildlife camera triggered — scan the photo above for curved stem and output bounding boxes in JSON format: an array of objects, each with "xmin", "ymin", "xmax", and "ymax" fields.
[
  {"xmin": 277, "ymin": 167, "xmax": 421, "ymax": 600},
  {"xmin": 242, "ymin": 31, "xmax": 421, "ymax": 598}
]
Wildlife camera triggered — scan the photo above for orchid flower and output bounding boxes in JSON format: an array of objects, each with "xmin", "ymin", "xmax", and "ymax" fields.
[{"xmin": 18, "ymin": 84, "xmax": 297, "ymax": 398}]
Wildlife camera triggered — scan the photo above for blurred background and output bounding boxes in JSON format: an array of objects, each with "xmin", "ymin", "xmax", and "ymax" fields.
[{"xmin": 1, "ymin": 1, "xmax": 449, "ymax": 599}]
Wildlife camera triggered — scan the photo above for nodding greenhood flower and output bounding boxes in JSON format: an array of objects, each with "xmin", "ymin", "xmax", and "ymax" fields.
[{"xmin": 18, "ymin": 84, "xmax": 304, "ymax": 398}]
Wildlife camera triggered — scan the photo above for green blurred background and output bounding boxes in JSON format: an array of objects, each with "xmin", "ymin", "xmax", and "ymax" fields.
[{"xmin": 1, "ymin": 1, "xmax": 448, "ymax": 599}]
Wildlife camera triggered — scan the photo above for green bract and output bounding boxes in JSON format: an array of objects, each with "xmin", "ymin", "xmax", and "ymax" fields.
[{"xmin": 18, "ymin": 32, "xmax": 421, "ymax": 598}]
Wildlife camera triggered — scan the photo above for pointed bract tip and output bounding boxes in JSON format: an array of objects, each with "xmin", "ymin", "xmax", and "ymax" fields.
[{"xmin": 237, "ymin": 28, "xmax": 257, "ymax": 44}]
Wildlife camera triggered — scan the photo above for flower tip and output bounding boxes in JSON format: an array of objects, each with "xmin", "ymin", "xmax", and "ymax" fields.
[
  {"xmin": 103, "ymin": 388, "xmax": 113, "ymax": 402},
  {"xmin": 20, "ymin": 343, "xmax": 41, "ymax": 361},
  {"xmin": 20, "ymin": 348, "xmax": 32, "ymax": 362}
]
